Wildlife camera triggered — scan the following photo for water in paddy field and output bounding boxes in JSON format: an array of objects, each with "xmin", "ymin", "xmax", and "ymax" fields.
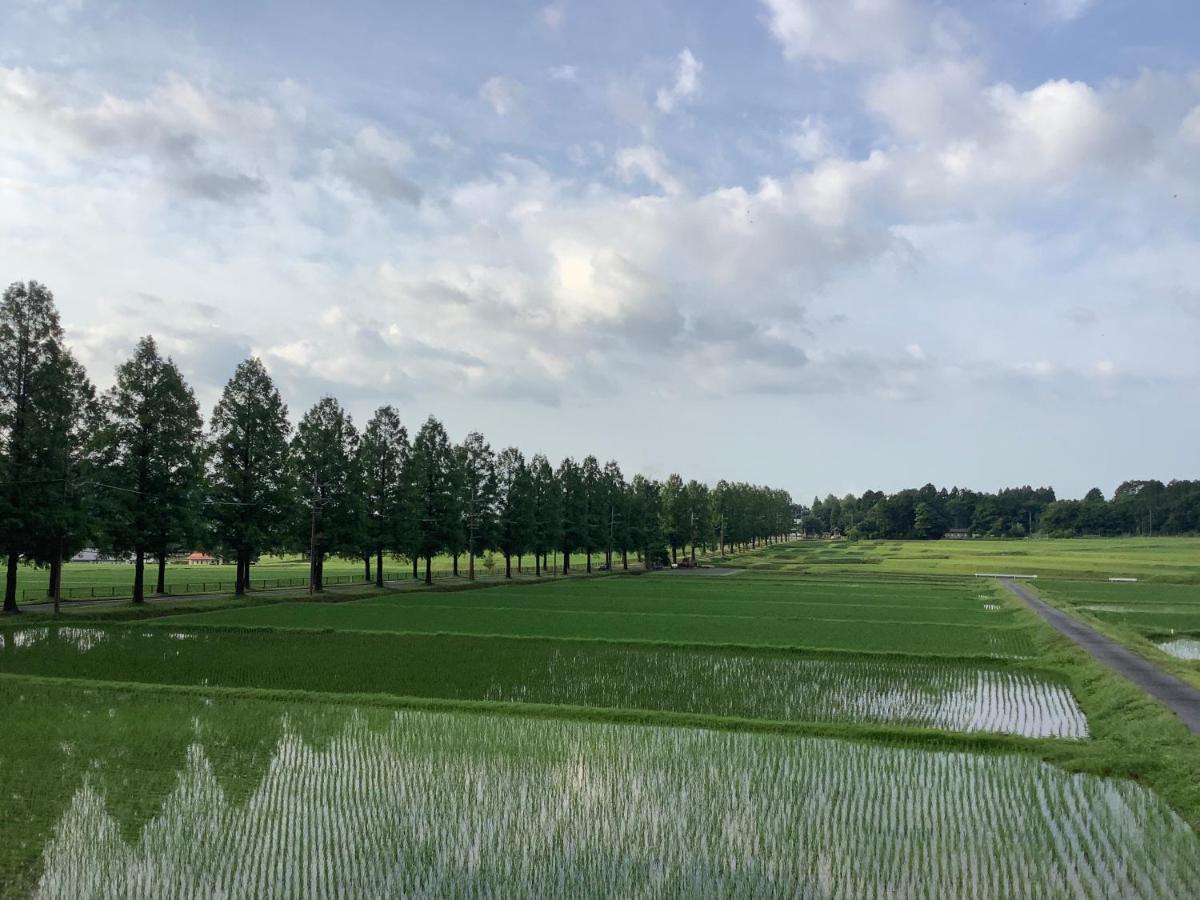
[
  {"xmin": 29, "ymin": 707, "xmax": 1200, "ymax": 898},
  {"xmin": 0, "ymin": 625, "xmax": 1086, "ymax": 738},
  {"xmin": 1157, "ymin": 638, "xmax": 1200, "ymax": 660}
]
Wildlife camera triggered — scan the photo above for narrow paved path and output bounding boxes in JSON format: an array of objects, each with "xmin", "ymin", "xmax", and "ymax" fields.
[{"xmin": 1002, "ymin": 579, "xmax": 1200, "ymax": 734}]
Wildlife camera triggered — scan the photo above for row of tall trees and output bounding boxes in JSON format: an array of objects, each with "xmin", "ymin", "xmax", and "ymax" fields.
[
  {"xmin": 804, "ymin": 480, "xmax": 1200, "ymax": 540},
  {"xmin": 0, "ymin": 281, "xmax": 794, "ymax": 612}
]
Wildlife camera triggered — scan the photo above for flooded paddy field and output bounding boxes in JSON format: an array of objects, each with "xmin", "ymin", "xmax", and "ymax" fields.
[
  {"xmin": 3, "ymin": 683, "xmax": 1195, "ymax": 898},
  {"xmin": 0, "ymin": 625, "xmax": 1084, "ymax": 737},
  {"xmin": 5, "ymin": 571, "xmax": 1198, "ymax": 897}
]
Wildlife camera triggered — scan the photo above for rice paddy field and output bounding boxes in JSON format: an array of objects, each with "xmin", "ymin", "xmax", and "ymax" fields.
[
  {"xmin": 721, "ymin": 536, "xmax": 1200, "ymax": 583},
  {"xmin": 1033, "ymin": 579, "xmax": 1200, "ymax": 676},
  {"xmin": 3, "ymin": 549, "xmax": 1200, "ymax": 896}
]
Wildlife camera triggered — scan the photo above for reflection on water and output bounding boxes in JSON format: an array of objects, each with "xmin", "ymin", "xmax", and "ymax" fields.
[
  {"xmin": 1, "ymin": 625, "xmax": 1086, "ymax": 738},
  {"xmin": 34, "ymin": 710, "xmax": 1200, "ymax": 898},
  {"xmin": 1157, "ymin": 638, "xmax": 1200, "ymax": 661}
]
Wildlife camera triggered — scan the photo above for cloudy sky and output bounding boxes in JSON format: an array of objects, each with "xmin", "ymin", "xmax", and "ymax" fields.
[{"xmin": 1, "ymin": 0, "xmax": 1197, "ymax": 502}]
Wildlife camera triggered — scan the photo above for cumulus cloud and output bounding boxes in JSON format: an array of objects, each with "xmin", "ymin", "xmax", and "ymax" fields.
[
  {"xmin": 615, "ymin": 145, "xmax": 683, "ymax": 195},
  {"xmin": 479, "ymin": 76, "xmax": 523, "ymax": 116},
  {"xmin": 321, "ymin": 126, "xmax": 421, "ymax": 206},
  {"xmin": 655, "ymin": 48, "xmax": 702, "ymax": 113},
  {"xmin": 760, "ymin": 0, "xmax": 965, "ymax": 66}
]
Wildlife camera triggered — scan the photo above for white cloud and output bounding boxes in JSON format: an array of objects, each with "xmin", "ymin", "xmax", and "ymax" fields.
[
  {"xmin": 786, "ymin": 114, "xmax": 832, "ymax": 161},
  {"xmin": 615, "ymin": 145, "xmax": 683, "ymax": 195},
  {"xmin": 479, "ymin": 76, "xmax": 522, "ymax": 116},
  {"xmin": 549, "ymin": 64, "xmax": 578, "ymax": 81},
  {"xmin": 1042, "ymin": 0, "xmax": 1095, "ymax": 22},
  {"xmin": 539, "ymin": 3, "xmax": 565, "ymax": 30},
  {"xmin": 655, "ymin": 48, "xmax": 702, "ymax": 114},
  {"xmin": 760, "ymin": 0, "xmax": 963, "ymax": 66}
]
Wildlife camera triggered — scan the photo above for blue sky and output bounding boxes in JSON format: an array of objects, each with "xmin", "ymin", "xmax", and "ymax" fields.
[{"xmin": 1, "ymin": 0, "xmax": 1198, "ymax": 501}]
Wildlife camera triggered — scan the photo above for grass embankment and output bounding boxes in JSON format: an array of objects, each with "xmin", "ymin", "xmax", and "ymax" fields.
[{"xmin": 720, "ymin": 536, "xmax": 1200, "ymax": 582}]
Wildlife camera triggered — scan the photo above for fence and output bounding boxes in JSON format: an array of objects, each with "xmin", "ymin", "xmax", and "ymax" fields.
[{"xmin": 17, "ymin": 566, "xmax": 494, "ymax": 602}]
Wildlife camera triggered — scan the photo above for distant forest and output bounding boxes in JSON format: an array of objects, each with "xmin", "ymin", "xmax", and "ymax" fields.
[{"xmin": 802, "ymin": 481, "xmax": 1200, "ymax": 539}]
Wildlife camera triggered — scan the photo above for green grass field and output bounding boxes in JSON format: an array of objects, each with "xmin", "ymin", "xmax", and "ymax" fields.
[
  {"xmin": 8, "ymin": 551, "xmax": 568, "ymax": 602},
  {"xmin": 719, "ymin": 536, "xmax": 1200, "ymax": 582},
  {"xmin": 3, "ymin": 543, "xmax": 1200, "ymax": 895}
]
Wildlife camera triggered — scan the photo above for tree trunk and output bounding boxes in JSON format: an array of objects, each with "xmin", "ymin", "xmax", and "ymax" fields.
[
  {"xmin": 622, "ymin": 549, "xmax": 628, "ymax": 570},
  {"xmin": 517, "ymin": 554, "xmax": 522, "ymax": 574},
  {"xmin": 424, "ymin": 554, "xmax": 432, "ymax": 585},
  {"xmin": 504, "ymin": 553, "xmax": 511, "ymax": 579},
  {"xmin": 586, "ymin": 550, "xmax": 592, "ymax": 574},
  {"xmin": 562, "ymin": 551, "xmax": 570, "ymax": 575},
  {"xmin": 376, "ymin": 548, "xmax": 384, "ymax": 588},
  {"xmin": 672, "ymin": 545, "xmax": 677, "ymax": 564},
  {"xmin": 364, "ymin": 554, "xmax": 371, "ymax": 581},
  {"xmin": 156, "ymin": 554, "xmax": 167, "ymax": 594},
  {"xmin": 469, "ymin": 550, "xmax": 475, "ymax": 581},
  {"xmin": 313, "ymin": 553, "xmax": 324, "ymax": 593},
  {"xmin": 2, "ymin": 550, "xmax": 18, "ymax": 614},
  {"xmin": 691, "ymin": 543, "xmax": 696, "ymax": 564},
  {"xmin": 235, "ymin": 551, "xmax": 246, "ymax": 596},
  {"xmin": 535, "ymin": 552, "xmax": 541, "ymax": 577},
  {"xmin": 412, "ymin": 555, "xmax": 418, "ymax": 579},
  {"xmin": 452, "ymin": 554, "xmax": 459, "ymax": 577},
  {"xmin": 133, "ymin": 549, "xmax": 145, "ymax": 604}
]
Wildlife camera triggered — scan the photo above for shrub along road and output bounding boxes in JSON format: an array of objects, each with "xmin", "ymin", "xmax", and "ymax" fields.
[{"xmin": 1003, "ymin": 579, "xmax": 1200, "ymax": 733}]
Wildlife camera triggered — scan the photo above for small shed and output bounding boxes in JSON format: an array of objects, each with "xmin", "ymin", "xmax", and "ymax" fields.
[
  {"xmin": 186, "ymin": 552, "xmax": 219, "ymax": 566},
  {"xmin": 944, "ymin": 528, "xmax": 972, "ymax": 540}
]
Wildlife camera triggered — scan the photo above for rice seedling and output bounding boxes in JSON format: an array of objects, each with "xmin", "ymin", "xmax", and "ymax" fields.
[
  {"xmin": 0, "ymin": 625, "xmax": 1082, "ymax": 736},
  {"xmin": 30, "ymin": 705, "xmax": 1200, "ymax": 898},
  {"xmin": 1157, "ymin": 639, "xmax": 1200, "ymax": 661}
]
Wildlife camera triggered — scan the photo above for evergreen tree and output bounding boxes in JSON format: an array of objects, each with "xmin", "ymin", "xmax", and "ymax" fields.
[
  {"xmin": 496, "ymin": 447, "xmax": 535, "ymax": 578},
  {"xmin": 27, "ymin": 343, "xmax": 101, "ymax": 610},
  {"xmin": 530, "ymin": 454, "xmax": 560, "ymax": 577},
  {"xmin": 457, "ymin": 432, "xmax": 499, "ymax": 580},
  {"xmin": 0, "ymin": 281, "xmax": 65, "ymax": 613},
  {"xmin": 208, "ymin": 358, "xmax": 291, "ymax": 595},
  {"xmin": 357, "ymin": 405, "xmax": 411, "ymax": 587},
  {"xmin": 410, "ymin": 416, "xmax": 457, "ymax": 584},
  {"xmin": 289, "ymin": 398, "xmax": 360, "ymax": 592},
  {"xmin": 99, "ymin": 337, "xmax": 204, "ymax": 603}
]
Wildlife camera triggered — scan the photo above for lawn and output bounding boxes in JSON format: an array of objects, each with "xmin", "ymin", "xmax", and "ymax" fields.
[{"xmin": 719, "ymin": 537, "xmax": 1200, "ymax": 583}]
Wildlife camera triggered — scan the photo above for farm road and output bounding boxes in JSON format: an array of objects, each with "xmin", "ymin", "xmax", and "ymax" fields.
[{"xmin": 1002, "ymin": 580, "xmax": 1200, "ymax": 734}]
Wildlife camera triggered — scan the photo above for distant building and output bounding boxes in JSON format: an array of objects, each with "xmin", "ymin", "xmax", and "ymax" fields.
[
  {"xmin": 186, "ymin": 552, "xmax": 219, "ymax": 566},
  {"xmin": 70, "ymin": 548, "xmax": 100, "ymax": 563},
  {"xmin": 944, "ymin": 528, "xmax": 972, "ymax": 540}
]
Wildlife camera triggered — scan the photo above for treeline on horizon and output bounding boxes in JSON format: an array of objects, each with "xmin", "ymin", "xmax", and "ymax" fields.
[
  {"xmin": 0, "ymin": 281, "xmax": 794, "ymax": 612},
  {"xmin": 803, "ymin": 480, "xmax": 1200, "ymax": 540}
]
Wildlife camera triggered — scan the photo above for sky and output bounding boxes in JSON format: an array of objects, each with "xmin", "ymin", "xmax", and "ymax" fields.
[{"xmin": 1, "ymin": 0, "xmax": 1197, "ymax": 503}]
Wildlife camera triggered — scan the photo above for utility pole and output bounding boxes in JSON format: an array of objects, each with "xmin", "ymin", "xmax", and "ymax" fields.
[
  {"xmin": 468, "ymin": 482, "xmax": 477, "ymax": 581},
  {"xmin": 308, "ymin": 471, "xmax": 319, "ymax": 595}
]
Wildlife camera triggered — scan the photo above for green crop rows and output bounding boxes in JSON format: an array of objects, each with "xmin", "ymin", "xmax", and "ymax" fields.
[{"xmin": 2, "ymin": 563, "xmax": 1200, "ymax": 895}]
